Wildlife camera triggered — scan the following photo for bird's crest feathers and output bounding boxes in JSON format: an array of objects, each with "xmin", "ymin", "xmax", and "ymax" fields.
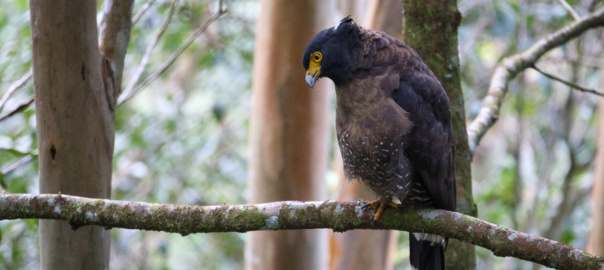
[{"xmin": 334, "ymin": 15, "xmax": 355, "ymax": 30}]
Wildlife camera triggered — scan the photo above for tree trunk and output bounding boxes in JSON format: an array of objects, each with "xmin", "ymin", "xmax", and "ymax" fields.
[
  {"xmin": 245, "ymin": 1, "xmax": 334, "ymax": 269},
  {"xmin": 401, "ymin": 1, "xmax": 477, "ymax": 269},
  {"xmin": 587, "ymin": 66, "xmax": 604, "ymax": 256},
  {"xmin": 30, "ymin": 0, "xmax": 122, "ymax": 268},
  {"xmin": 329, "ymin": 2, "xmax": 403, "ymax": 269}
]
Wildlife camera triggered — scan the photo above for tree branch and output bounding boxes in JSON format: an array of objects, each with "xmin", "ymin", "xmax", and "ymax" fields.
[
  {"xmin": 132, "ymin": 0, "xmax": 157, "ymax": 25},
  {"xmin": 0, "ymin": 155, "xmax": 34, "ymax": 189},
  {"xmin": 0, "ymin": 194, "xmax": 602, "ymax": 269},
  {"xmin": 0, "ymin": 96, "xmax": 34, "ymax": 122},
  {"xmin": 122, "ymin": 0, "xmax": 179, "ymax": 99},
  {"xmin": 0, "ymin": 155, "xmax": 33, "ymax": 176},
  {"xmin": 558, "ymin": 0, "xmax": 581, "ymax": 20},
  {"xmin": 532, "ymin": 65, "xmax": 604, "ymax": 97},
  {"xmin": 117, "ymin": 0, "xmax": 227, "ymax": 105},
  {"xmin": 466, "ymin": 7, "xmax": 604, "ymax": 155},
  {"xmin": 99, "ymin": 0, "xmax": 135, "ymax": 95},
  {"xmin": 0, "ymin": 70, "xmax": 32, "ymax": 112}
]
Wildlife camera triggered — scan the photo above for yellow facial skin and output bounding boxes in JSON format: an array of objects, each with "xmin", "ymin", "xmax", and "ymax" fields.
[{"xmin": 305, "ymin": 52, "xmax": 322, "ymax": 88}]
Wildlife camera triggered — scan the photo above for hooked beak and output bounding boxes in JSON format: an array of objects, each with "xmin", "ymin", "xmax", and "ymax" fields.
[
  {"xmin": 305, "ymin": 72, "xmax": 318, "ymax": 88},
  {"xmin": 305, "ymin": 61, "xmax": 321, "ymax": 88}
]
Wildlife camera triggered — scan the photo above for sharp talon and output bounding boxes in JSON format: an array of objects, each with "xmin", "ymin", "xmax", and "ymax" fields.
[
  {"xmin": 362, "ymin": 199, "xmax": 400, "ymax": 226},
  {"xmin": 362, "ymin": 200, "xmax": 381, "ymax": 210}
]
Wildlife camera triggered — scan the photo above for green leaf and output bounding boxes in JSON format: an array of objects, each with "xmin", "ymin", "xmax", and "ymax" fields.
[
  {"xmin": 0, "ymin": 148, "xmax": 37, "ymax": 158},
  {"xmin": 559, "ymin": 228, "xmax": 575, "ymax": 245},
  {"xmin": 24, "ymin": 219, "xmax": 38, "ymax": 231}
]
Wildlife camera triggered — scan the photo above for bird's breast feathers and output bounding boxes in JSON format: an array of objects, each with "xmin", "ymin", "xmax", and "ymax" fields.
[{"xmin": 335, "ymin": 77, "xmax": 414, "ymax": 165}]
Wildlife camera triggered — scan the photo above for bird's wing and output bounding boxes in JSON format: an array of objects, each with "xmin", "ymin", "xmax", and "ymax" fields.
[{"xmin": 391, "ymin": 59, "xmax": 456, "ymax": 211}]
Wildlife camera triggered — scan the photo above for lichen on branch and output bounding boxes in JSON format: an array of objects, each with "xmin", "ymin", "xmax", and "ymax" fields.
[{"xmin": 0, "ymin": 193, "xmax": 602, "ymax": 269}]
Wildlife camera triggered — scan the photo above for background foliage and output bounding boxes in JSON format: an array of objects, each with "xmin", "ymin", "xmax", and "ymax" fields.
[{"xmin": 0, "ymin": 0, "xmax": 602, "ymax": 269}]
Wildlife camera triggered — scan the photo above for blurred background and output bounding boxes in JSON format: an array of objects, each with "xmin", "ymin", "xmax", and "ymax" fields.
[{"xmin": 0, "ymin": 0, "xmax": 603, "ymax": 269}]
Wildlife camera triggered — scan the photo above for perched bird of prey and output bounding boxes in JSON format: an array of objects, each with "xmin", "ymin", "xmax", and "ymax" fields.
[{"xmin": 303, "ymin": 16, "xmax": 456, "ymax": 270}]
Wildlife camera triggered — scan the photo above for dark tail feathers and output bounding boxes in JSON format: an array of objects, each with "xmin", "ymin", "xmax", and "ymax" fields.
[{"xmin": 409, "ymin": 233, "xmax": 445, "ymax": 270}]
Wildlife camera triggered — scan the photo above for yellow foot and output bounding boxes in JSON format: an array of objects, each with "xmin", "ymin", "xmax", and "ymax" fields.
[{"xmin": 362, "ymin": 199, "xmax": 399, "ymax": 225}]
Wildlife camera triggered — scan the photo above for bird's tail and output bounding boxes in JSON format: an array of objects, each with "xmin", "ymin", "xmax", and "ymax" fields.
[{"xmin": 409, "ymin": 232, "xmax": 446, "ymax": 270}]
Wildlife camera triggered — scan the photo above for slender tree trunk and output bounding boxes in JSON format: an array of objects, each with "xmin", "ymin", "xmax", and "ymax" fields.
[
  {"xmin": 401, "ymin": 1, "xmax": 477, "ymax": 269},
  {"xmin": 30, "ymin": 0, "xmax": 127, "ymax": 268},
  {"xmin": 329, "ymin": 2, "xmax": 403, "ymax": 269},
  {"xmin": 587, "ymin": 66, "xmax": 604, "ymax": 256},
  {"xmin": 245, "ymin": 1, "xmax": 334, "ymax": 269}
]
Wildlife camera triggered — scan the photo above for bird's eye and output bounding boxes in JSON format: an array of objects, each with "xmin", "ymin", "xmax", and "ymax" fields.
[{"xmin": 312, "ymin": 52, "xmax": 322, "ymax": 62}]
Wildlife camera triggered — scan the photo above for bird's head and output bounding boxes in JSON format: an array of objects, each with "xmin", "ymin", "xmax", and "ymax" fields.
[{"xmin": 303, "ymin": 16, "xmax": 359, "ymax": 88}]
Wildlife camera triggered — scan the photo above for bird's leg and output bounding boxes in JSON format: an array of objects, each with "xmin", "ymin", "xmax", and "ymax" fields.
[{"xmin": 362, "ymin": 198, "xmax": 399, "ymax": 225}]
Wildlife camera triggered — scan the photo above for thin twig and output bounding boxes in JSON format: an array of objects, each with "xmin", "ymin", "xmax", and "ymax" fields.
[
  {"xmin": 558, "ymin": 0, "xmax": 582, "ymax": 20},
  {"xmin": 0, "ymin": 155, "xmax": 33, "ymax": 177},
  {"xmin": 0, "ymin": 70, "xmax": 33, "ymax": 112},
  {"xmin": 0, "ymin": 96, "xmax": 34, "ymax": 122},
  {"xmin": 122, "ymin": 0, "xmax": 179, "ymax": 98},
  {"xmin": 132, "ymin": 0, "xmax": 157, "ymax": 25},
  {"xmin": 532, "ymin": 65, "xmax": 604, "ymax": 97},
  {"xmin": 118, "ymin": 0, "xmax": 227, "ymax": 105}
]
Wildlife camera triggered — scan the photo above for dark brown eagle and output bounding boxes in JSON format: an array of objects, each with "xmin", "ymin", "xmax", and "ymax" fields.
[{"xmin": 303, "ymin": 16, "xmax": 456, "ymax": 270}]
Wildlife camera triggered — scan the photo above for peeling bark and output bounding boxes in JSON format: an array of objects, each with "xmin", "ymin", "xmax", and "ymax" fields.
[{"xmin": 0, "ymin": 194, "xmax": 602, "ymax": 269}]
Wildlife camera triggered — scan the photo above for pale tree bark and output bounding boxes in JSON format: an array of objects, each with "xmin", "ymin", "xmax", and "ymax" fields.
[
  {"xmin": 329, "ymin": 2, "xmax": 403, "ymax": 269},
  {"xmin": 245, "ymin": 1, "xmax": 334, "ymax": 269},
  {"xmin": 587, "ymin": 61, "xmax": 604, "ymax": 256},
  {"xmin": 29, "ymin": 0, "xmax": 132, "ymax": 268},
  {"xmin": 401, "ymin": 0, "xmax": 477, "ymax": 269}
]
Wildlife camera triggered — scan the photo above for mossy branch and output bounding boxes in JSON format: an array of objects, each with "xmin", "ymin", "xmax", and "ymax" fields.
[
  {"xmin": 1, "ymin": 193, "xmax": 602, "ymax": 269},
  {"xmin": 467, "ymin": 7, "xmax": 604, "ymax": 155}
]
